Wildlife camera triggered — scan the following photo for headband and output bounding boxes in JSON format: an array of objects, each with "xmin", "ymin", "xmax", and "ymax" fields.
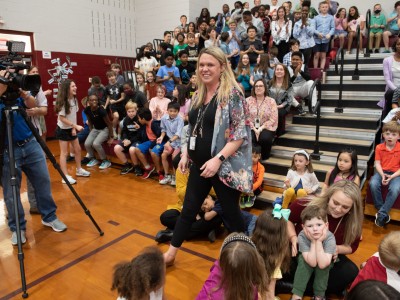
[
  {"xmin": 272, "ymin": 203, "xmax": 291, "ymax": 221},
  {"xmin": 221, "ymin": 234, "xmax": 256, "ymax": 251},
  {"xmin": 294, "ymin": 149, "xmax": 309, "ymax": 160}
]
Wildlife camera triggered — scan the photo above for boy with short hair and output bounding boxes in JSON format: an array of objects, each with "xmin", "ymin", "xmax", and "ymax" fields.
[
  {"xmin": 240, "ymin": 26, "xmax": 264, "ymax": 66},
  {"xmin": 227, "ymin": 19, "xmax": 242, "ymax": 70},
  {"xmin": 156, "ymin": 51, "xmax": 181, "ymax": 98},
  {"xmin": 105, "ymin": 70, "xmax": 125, "ymax": 139},
  {"xmin": 292, "ymin": 205, "xmax": 336, "ymax": 300},
  {"xmin": 369, "ymin": 4, "xmax": 386, "ymax": 54},
  {"xmin": 111, "ymin": 63, "xmax": 125, "ymax": 85},
  {"xmin": 135, "ymin": 108, "xmax": 163, "ymax": 179},
  {"xmin": 220, "ymin": 32, "xmax": 238, "ymax": 59},
  {"xmin": 114, "ymin": 101, "xmax": 142, "ymax": 175},
  {"xmin": 369, "ymin": 121, "xmax": 400, "ymax": 227},
  {"xmin": 283, "ymin": 38, "xmax": 303, "ymax": 67},
  {"xmin": 177, "ymin": 50, "xmax": 195, "ymax": 85},
  {"xmin": 313, "ymin": 1, "xmax": 334, "ymax": 69},
  {"xmin": 158, "ymin": 102, "xmax": 184, "ymax": 185},
  {"xmin": 88, "ymin": 76, "xmax": 107, "ymax": 106},
  {"xmin": 184, "ymin": 33, "xmax": 199, "ymax": 66},
  {"xmin": 350, "ymin": 231, "xmax": 400, "ymax": 293}
]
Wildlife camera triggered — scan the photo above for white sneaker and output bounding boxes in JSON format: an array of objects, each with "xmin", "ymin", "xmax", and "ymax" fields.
[
  {"xmin": 99, "ymin": 160, "xmax": 111, "ymax": 169},
  {"xmin": 62, "ymin": 175, "xmax": 77, "ymax": 184},
  {"xmin": 11, "ymin": 230, "xmax": 26, "ymax": 246},
  {"xmin": 159, "ymin": 174, "xmax": 171, "ymax": 185},
  {"xmin": 170, "ymin": 175, "xmax": 176, "ymax": 186},
  {"xmin": 86, "ymin": 158, "xmax": 99, "ymax": 167},
  {"xmin": 76, "ymin": 168, "xmax": 91, "ymax": 177}
]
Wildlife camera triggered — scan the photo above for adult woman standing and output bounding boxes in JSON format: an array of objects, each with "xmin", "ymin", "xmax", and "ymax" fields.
[
  {"xmin": 268, "ymin": 63, "xmax": 294, "ymax": 137},
  {"xmin": 286, "ymin": 180, "xmax": 364, "ymax": 296},
  {"xmin": 246, "ymin": 79, "xmax": 278, "ymax": 160},
  {"xmin": 383, "ymin": 39, "xmax": 400, "ymax": 118},
  {"xmin": 163, "ymin": 47, "xmax": 252, "ymax": 266},
  {"xmin": 271, "ymin": 6, "xmax": 292, "ymax": 62}
]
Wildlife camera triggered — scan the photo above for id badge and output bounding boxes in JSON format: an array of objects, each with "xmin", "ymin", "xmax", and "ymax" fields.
[
  {"xmin": 255, "ymin": 118, "xmax": 260, "ymax": 129},
  {"xmin": 189, "ymin": 136, "xmax": 196, "ymax": 150}
]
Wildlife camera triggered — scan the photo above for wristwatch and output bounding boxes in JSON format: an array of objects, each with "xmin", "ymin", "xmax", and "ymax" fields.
[{"xmin": 217, "ymin": 153, "xmax": 226, "ymax": 162}]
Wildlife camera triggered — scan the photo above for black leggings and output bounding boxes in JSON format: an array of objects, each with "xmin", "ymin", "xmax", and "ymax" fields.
[
  {"xmin": 170, "ymin": 163, "xmax": 245, "ymax": 248},
  {"xmin": 280, "ymin": 254, "xmax": 359, "ymax": 296},
  {"xmin": 160, "ymin": 209, "xmax": 223, "ymax": 240},
  {"xmin": 277, "ymin": 108, "xmax": 288, "ymax": 137},
  {"xmin": 251, "ymin": 129, "xmax": 275, "ymax": 160},
  {"xmin": 274, "ymin": 40, "xmax": 290, "ymax": 63},
  {"xmin": 383, "ymin": 88, "xmax": 395, "ymax": 119}
]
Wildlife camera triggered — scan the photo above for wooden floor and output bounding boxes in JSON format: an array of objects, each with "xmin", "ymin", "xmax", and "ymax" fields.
[{"xmin": 0, "ymin": 140, "xmax": 398, "ymax": 300}]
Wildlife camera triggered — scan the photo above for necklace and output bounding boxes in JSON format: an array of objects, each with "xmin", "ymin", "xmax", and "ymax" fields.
[{"xmin": 333, "ymin": 216, "xmax": 344, "ymax": 235}]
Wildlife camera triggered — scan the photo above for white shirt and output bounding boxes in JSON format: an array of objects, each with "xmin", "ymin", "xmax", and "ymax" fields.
[
  {"xmin": 57, "ymin": 98, "xmax": 78, "ymax": 129},
  {"xmin": 29, "ymin": 87, "xmax": 48, "ymax": 135}
]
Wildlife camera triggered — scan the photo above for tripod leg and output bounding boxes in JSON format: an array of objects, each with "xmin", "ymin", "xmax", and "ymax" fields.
[
  {"xmin": 18, "ymin": 108, "xmax": 104, "ymax": 236},
  {"xmin": 2, "ymin": 109, "xmax": 29, "ymax": 298}
]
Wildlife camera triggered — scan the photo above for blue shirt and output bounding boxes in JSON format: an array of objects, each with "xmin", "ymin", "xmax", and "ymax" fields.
[
  {"xmin": 160, "ymin": 114, "xmax": 184, "ymax": 148},
  {"xmin": 156, "ymin": 65, "xmax": 180, "ymax": 93},
  {"xmin": 388, "ymin": 12, "xmax": 400, "ymax": 31},
  {"xmin": 314, "ymin": 14, "xmax": 335, "ymax": 44},
  {"xmin": 293, "ymin": 18, "xmax": 316, "ymax": 49},
  {"xmin": 0, "ymin": 98, "xmax": 32, "ymax": 142}
]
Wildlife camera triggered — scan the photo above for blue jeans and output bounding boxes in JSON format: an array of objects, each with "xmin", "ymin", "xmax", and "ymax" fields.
[
  {"xmin": 370, "ymin": 171, "xmax": 400, "ymax": 218},
  {"xmin": 2, "ymin": 137, "xmax": 58, "ymax": 232}
]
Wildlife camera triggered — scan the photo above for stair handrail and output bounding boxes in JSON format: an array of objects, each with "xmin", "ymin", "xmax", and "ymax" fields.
[
  {"xmin": 364, "ymin": 9, "xmax": 371, "ymax": 58},
  {"xmin": 335, "ymin": 47, "xmax": 344, "ymax": 113},
  {"xmin": 353, "ymin": 24, "xmax": 361, "ymax": 80},
  {"xmin": 309, "ymin": 78, "xmax": 322, "ymax": 160},
  {"xmin": 334, "ymin": 46, "xmax": 342, "ymax": 75}
]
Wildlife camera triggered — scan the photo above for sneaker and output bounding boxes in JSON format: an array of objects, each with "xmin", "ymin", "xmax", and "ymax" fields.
[
  {"xmin": 42, "ymin": 218, "xmax": 67, "ymax": 232},
  {"xmin": 160, "ymin": 174, "xmax": 172, "ymax": 185},
  {"xmin": 375, "ymin": 213, "xmax": 386, "ymax": 227},
  {"xmin": 239, "ymin": 196, "xmax": 246, "ymax": 209},
  {"xmin": 245, "ymin": 196, "xmax": 256, "ymax": 208},
  {"xmin": 81, "ymin": 157, "xmax": 92, "ymax": 165},
  {"xmin": 374, "ymin": 49, "xmax": 380, "ymax": 54},
  {"xmin": 134, "ymin": 166, "xmax": 143, "ymax": 176},
  {"xmin": 11, "ymin": 230, "xmax": 26, "ymax": 246},
  {"xmin": 170, "ymin": 175, "xmax": 176, "ymax": 186},
  {"xmin": 99, "ymin": 159, "xmax": 111, "ymax": 169},
  {"xmin": 208, "ymin": 229, "xmax": 216, "ymax": 243},
  {"xmin": 120, "ymin": 163, "xmax": 133, "ymax": 175},
  {"xmin": 86, "ymin": 158, "xmax": 99, "ymax": 167},
  {"xmin": 66, "ymin": 155, "xmax": 75, "ymax": 162},
  {"xmin": 142, "ymin": 166, "xmax": 155, "ymax": 179},
  {"xmin": 61, "ymin": 175, "xmax": 77, "ymax": 185},
  {"xmin": 383, "ymin": 49, "xmax": 391, "ymax": 53},
  {"xmin": 158, "ymin": 171, "xmax": 165, "ymax": 182},
  {"xmin": 76, "ymin": 168, "xmax": 91, "ymax": 177},
  {"xmin": 297, "ymin": 105, "xmax": 306, "ymax": 116}
]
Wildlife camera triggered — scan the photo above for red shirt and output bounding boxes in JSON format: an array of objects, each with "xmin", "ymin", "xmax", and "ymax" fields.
[{"xmin": 375, "ymin": 141, "xmax": 400, "ymax": 173}]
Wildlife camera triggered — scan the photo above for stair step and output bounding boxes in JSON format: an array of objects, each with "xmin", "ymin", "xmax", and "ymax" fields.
[
  {"xmin": 284, "ymin": 123, "xmax": 376, "ymax": 142},
  {"xmin": 263, "ymin": 172, "xmax": 325, "ymax": 188},
  {"xmin": 328, "ymin": 64, "xmax": 383, "ymax": 70},
  {"xmin": 326, "ymin": 69, "xmax": 382, "ymax": 76},
  {"xmin": 321, "ymin": 99, "xmax": 381, "ymax": 109},
  {"xmin": 256, "ymin": 190, "xmax": 282, "ymax": 204},
  {"xmin": 321, "ymin": 91, "xmax": 383, "ymax": 99},
  {"xmin": 323, "ymin": 83, "xmax": 385, "ymax": 91},
  {"xmin": 275, "ymin": 133, "xmax": 373, "ymax": 156},
  {"xmin": 326, "ymin": 76, "xmax": 385, "ymax": 83},
  {"xmin": 292, "ymin": 114, "xmax": 380, "ymax": 130},
  {"xmin": 319, "ymin": 107, "xmax": 382, "ymax": 117}
]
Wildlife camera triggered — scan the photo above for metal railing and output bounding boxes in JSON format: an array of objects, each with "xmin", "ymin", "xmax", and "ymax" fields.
[
  {"xmin": 309, "ymin": 79, "xmax": 323, "ymax": 160},
  {"xmin": 353, "ymin": 24, "xmax": 361, "ymax": 80},
  {"xmin": 364, "ymin": 9, "xmax": 371, "ymax": 57},
  {"xmin": 334, "ymin": 47, "xmax": 344, "ymax": 113}
]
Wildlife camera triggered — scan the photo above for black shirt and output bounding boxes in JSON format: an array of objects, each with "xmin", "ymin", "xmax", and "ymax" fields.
[
  {"xmin": 124, "ymin": 90, "xmax": 147, "ymax": 109},
  {"xmin": 121, "ymin": 115, "xmax": 140, "ymax": 142},
  {"xmin": 84, "ymin": 106, "xmax": 108, "ymax": 130},
  {"xmin": 178, "ymin": 63, "xmax": 196, "ymax": 85},
  {"xmin": 240, "ymin": 38, "xmax": 263, "ymax": 65},
  {"xmin": 188, "ymin": 97, "xmax": 217, "ymax": 166}
]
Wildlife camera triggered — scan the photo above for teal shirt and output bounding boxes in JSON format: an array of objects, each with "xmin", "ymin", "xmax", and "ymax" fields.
[
  {"xmin": 370, "ymin": 13, "xmax": 386, "ymax": 34},
  {"xmin": 388, "ymin": 12, "xmax": 400, "ymax": 31}
]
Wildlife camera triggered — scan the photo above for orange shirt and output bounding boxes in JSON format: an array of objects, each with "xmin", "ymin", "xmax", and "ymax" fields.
[
  {"xmin": 375, "ymin": 141, "xmax": 400, "ymax": 173},
  {"xmin": 146, "ymin": 120, "xmax": 157, "ymax": 141},
  {"xmin": 252, "ymin": 162, "xmax": 265, "ymax": 191}
]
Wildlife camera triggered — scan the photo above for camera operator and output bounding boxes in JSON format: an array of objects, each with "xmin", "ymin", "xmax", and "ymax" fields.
[{"xmin": 0, "ymin": 69, "xmax": 67, "ymax": 246}]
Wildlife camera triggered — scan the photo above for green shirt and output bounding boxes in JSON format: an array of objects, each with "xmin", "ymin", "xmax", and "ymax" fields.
[{"xmin": 370, "ymin": 13, "xmax": 386, "ymax": 34}]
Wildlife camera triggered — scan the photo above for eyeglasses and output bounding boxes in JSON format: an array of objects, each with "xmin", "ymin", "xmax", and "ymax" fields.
[{"xmin": 254, "ymin": 85, "xmax": 265, "ymax": 88}]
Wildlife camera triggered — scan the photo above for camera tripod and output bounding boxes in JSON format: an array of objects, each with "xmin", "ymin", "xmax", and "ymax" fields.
[{"xmin": 0, "ymin": 98, "xmax": 104, "ymax": 298}]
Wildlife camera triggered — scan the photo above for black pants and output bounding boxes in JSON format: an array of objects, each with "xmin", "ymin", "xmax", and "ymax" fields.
[
  {"xmin": 170, "ymin": 163, "xmax": 244, "ymax": 248},
  {"xmin": 301, "ymin": 48, "xmax": 313, "ymax": 68},
  {"xmin": 383, "ymin": 88, "xmax": 395, "ymax": 119},
  {"xmin": 251, "ymin": 129, "xmax": 275, "ymax": 160},
  {"xmin": 160, "ymin": 209, "xmax": 223, "ymax": 240},
  {"xmin": 275, "ymin": 40, "xmax": 290, "ymax": 63},
  {"xmin": 277, "ymin": 108, "xmax": 288, "ymax": 137},
  {"xmin": 280, "ymin": 254, "xmax": 359, "ymax": 296}
]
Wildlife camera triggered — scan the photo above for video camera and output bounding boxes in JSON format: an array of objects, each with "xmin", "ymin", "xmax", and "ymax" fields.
[{"xmin": 0, "ymin": 41, "xmax": 41, "ymax": 102}]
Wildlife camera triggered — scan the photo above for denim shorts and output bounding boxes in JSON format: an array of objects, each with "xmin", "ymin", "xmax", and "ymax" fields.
[
  {"xmin": 137, "ymin": 140, "xmax": 157, "ymax": 155},
  {"xmin": 313, "ymin": 42, "xmax": 329, "ymax": 53},
  {"xmin": 151, "ymin": 143, "xmax": 165, "ymax": 156},
  {"xmin": 334, "ymin": 29, "xmax": 347, "ymax": 37}
]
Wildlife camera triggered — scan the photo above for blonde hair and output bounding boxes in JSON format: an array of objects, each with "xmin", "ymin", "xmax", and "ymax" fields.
[
  {"xmin": 309, "ymin": 180, "xmax": 363, "ymax": 246},
  {"xmin": 379, "ymin": 231, "xmax": 400, "ymax": 270},
  {"xmin": 192, "ymin": 47, "xmax": 243, "ymax": 109},
  {"xmin": 290, "ymin": 150, "xmax": 314, "ymax": 173},
  {"xmin": 382, "ymin": 121, "xmax": 400, "ymax": 134},
  {"xmin": 125, "ymin": 101, "xmax": 138, "ymax": 111}
]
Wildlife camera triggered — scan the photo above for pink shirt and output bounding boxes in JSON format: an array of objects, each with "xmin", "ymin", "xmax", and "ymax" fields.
[
  {"xmin": 149, "ymin": 97, "xmax": 171, "ymax": 120},
  {"xmin": 246, "ymin": 96, "xmax": 278, "ymax": 132}
]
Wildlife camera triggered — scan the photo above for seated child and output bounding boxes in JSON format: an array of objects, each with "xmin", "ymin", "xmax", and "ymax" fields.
[
  {"xmin": 184, "ymin": 32, "xmax": 199, "ymax": 67},
  {"xmin": 114, "ymin": 101, "xmax": 142, "ymax": 175},
  {"xmin": 240, "ymin": 145, "xmax": 265, "ymax": 208},
  {"xmin": 105, "ymin": 70, "xmax": 125, "ymax": 139},
  {"xmin": 269, "ymin": 46, "xmax": 280, "ymax": 68},
  {"xmin": 111, "ymin": 246, "xmax": 165, "ymax": 300},
  {"xmin": 83, "ymin": 94, "xmax": 114, "ymax": 169},
  {"xmin": 369, "ymin": 121, "xmax": 400, "ymax": 227},
  {"xmin": 283, "ymin": 150, "xmax": 320, "ymax": 209},
  {"xmin": 383, "ymin": 88, "xmax": 400, "ymax": 124},
  {"xmin": 158, "ymin": 102, "xmax": 184, "ymax": 185},
  {"xmin": 88, "ymin": 76, "xmax": 107, "ymax": 107},
  {"xmin": 196, "ymin": 233, "xmax": 267, "ymax": 300},
  {"xmin": 134, "ymin": 108, "xmax": 163, "ymax": 180},
  {"xmin": 149, "ymin": 85, "xmax": 171, "ymax": 121},
  {"xmin": 291, "ymin": 205, "xmax": 336, "ymax": 300},
  {"xmin": 350, "ymin": 231, "xmax": 400, "ymax": 293},
  {"xmin": 111, "ymin": 63, "xmax": 125, "ymax": 85},
  {"xmin": 156, "ymin": 51, "xmax": 181, "ymax": 98},
  {"xmin": 177, "ymin": 50, "xmax": 195, "ymax": 85}
]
